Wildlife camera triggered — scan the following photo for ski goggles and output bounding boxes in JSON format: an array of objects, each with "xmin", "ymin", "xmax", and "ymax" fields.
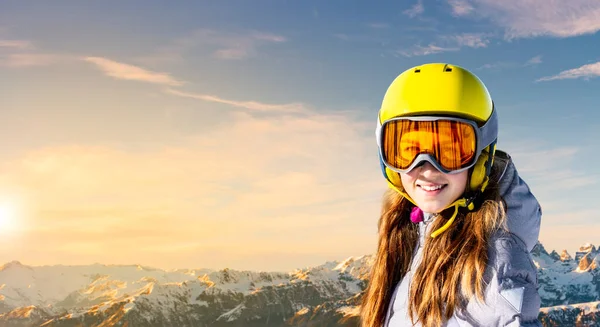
[{"xmin": 376, "ymin": 109, "xmax": 498, "ymax": 174}]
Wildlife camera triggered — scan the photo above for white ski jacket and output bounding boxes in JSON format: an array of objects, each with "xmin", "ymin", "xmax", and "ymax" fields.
[{"xmin": 384, "ymin": 150, "xmax": 543, "ymax": 326}]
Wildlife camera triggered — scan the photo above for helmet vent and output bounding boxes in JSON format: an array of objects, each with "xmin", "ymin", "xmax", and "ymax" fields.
[
  {"xmin": 414, "ymin": 69, "xmax": 421, "ymax": 73},
  {"xmin": 445, "ymin": 67, "xmax": 453, "ymax": 72}
]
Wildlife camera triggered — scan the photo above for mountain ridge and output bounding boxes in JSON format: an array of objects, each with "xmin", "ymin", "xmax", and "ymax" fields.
[{"xmin": 0, "ymin": 241, "xmax": 598, "ymax": 327}]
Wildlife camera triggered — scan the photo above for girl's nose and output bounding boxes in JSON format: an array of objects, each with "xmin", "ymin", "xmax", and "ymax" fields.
[{"xmin": 418, "ymin": 161, "xmax": 440, "ymax": 174}]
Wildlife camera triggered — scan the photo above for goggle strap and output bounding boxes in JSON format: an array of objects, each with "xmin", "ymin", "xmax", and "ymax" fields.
[{"xmin": 477, "ymin": 108, "xmax": 498, "ymax": 153}]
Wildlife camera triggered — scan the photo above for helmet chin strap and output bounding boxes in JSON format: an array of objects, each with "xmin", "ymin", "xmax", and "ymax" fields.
[{"xmin": 386, "ymin": 179, "xmax": 485, "ymax": 238}]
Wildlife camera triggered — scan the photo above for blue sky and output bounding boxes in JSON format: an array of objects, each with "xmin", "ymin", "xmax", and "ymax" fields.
[{"xmin": 0, "ymin": 1, "xmax": 599, "ymax": 271}]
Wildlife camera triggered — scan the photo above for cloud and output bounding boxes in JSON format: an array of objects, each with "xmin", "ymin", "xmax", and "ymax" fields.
[
  {"xmin": 452, "ymin": 33, "xmax": 491, "ymax": 48},
  {"xmin": 367, "ymin": 23, "xmax": 390, "ymax": 29},
  {"xmin": 508, "ymin": 146, "xmax": 581, "ymax": 176},
  {"xmin": 448, "ymin": 0, "xmax": 600, "ymax": 39},
  {"xmin": 83, "ymin": 57, "xmax": 185, "ymax": 86},
  {"xmin": 477, "ymin": 62, "xmax": 518, "ymax": 70},
  {"xmin": 251, "ymin": 32, "xmax": 286, "ymax": 43},
  {"xmin": 500, "ymin": 141, "xmax": 600, "ymax": 254},
  {"xmin": 0, "ymin": 53, "xmax": 64, "ymax": 67},
  {"xmin": 448, "ymin": 0, "xmax": 475, "ymax": 15},
  {"xmin": 213, "ymin": 48, "xmax": 248, "ymax": 60},
  {"xmin": 164, "ymin": 88, "xmax": 308, "ymax": 113},
  {"xmin": 397, "ymin": 31, "xmax": 492, "ymax": 57},
  {"xmin": 403, "ymin": 1, "xmax": 424, "ymax": 17},
  {"xmin": 138, "ymin": 28, "xmax": 287, "ymax": 64},
  {"xmin": 0, "ymin": 38, "xmax": 67, "ymax": 68},
  {"xmin": 191, "ymin": 29, "xmax": 286, "ymax": 60},
  {"xmin": 536, "ymin": 61, "xmax": 600, "ymax": 82},
  {"xmin": 478, "ymin": 55, "xmax": 542, "ymax": 71},
  {"xmin": 503, "ymin": 143, "xmax": 599, "ymax": 214},
  {"xmin": 0, "ymin": 40, "xmax": 33, "ymax": 49},
  {"xmin": 0, "ymin": 38, "xmax": 72, "ymax": 68},
  {"xmin": 525, "ymin": 55, "xmax": 542, "ymax": 65},
  {"xmin": 0, "ymin": 107, "xmax": 382, "ymax": 271},
  {"xmin": 397, "ymin": 44, "xmax": 459, "ymax": 57}
]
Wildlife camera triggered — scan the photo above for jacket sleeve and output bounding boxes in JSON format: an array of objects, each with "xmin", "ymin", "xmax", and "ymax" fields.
[
  {"xmin": 496, "ymin": 151, "xmax": 543, "ymax": 254},
  {"xmin": 457, "ymin": 233, "xmax": 543, "ymax": 326}
]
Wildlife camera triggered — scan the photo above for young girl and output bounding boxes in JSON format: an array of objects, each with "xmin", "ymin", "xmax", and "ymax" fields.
[{"xmin": 361, "ymin": 63, "xmax": 543, "ymax": 326}]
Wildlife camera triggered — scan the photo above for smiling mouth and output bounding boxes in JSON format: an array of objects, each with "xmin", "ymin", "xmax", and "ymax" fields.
[{"xmin": 417, "ymin": 184, "xmax": 447, "ymax": 191}]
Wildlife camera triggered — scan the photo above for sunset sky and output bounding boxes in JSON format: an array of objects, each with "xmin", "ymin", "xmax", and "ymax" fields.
[{"xmin": 1, "ymin": 1, "xmax": 599, "ymax": 272}]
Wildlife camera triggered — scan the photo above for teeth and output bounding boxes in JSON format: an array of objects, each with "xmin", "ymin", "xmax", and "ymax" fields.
[{"xmin": 420, "ymin": 184, "xmax": 443, "ymax": 191}]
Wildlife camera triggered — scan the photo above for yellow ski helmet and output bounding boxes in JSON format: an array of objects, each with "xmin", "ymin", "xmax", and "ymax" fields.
[{"xmin": 376, "ymin": 63, "xmax": 498, "ymax": 237}]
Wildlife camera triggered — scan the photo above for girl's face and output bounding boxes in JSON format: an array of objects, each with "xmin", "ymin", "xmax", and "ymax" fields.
[{"xmin": 400, "ymin": 161, "xmax": 468, "ymax": 213}]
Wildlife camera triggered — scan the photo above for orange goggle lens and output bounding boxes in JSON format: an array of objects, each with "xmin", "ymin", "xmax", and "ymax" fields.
[{"xmin": 381, "ymin": 119, "xmax": 477, "ymax": 172}]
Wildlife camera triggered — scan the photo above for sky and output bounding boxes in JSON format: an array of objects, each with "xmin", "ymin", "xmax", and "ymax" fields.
[{"xmin": 0, "ymin": 0, "xmax": 599, "ymax": 272}]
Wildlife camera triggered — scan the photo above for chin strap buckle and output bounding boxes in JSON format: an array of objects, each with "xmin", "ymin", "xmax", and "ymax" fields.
[{"xmin": 430, "ymin": 191, "xmax": 482, "ymax": 238}]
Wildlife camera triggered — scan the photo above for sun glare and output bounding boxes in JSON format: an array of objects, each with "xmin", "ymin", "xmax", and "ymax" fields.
[{"xmin": 0, "ymin": 204, "xmax": 16, "ymax": 232}]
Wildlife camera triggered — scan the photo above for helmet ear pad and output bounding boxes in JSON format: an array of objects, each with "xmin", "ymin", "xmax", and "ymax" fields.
[
  {"xmin": 385, "ymin": 166, "xmax": 403, "ymax": 189},
  {"xmin": 468, "ymin": 144, "xmax": 496, "ymax": 192}
]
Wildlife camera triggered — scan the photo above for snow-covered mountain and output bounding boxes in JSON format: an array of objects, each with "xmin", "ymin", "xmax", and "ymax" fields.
[
  {"xmin": 0, "ymin": 242, "xmax": 598, "ymax": 327},
  {"xmin": 533, "ymin": 242, "xmax": 600, "ymax": 307}
]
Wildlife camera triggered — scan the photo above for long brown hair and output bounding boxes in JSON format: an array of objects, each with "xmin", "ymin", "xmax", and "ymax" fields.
[{"xmin": 359, "ymin": 156, "xmax": 509, "ymax": 327}]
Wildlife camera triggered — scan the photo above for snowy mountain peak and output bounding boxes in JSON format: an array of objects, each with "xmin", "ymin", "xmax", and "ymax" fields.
[
  {"xmin": 560, "ymin": 250, "xmax": 572, "ymax": 261},
  {"xmin": 0, "ymin": 260, "xmax": 31, "ymax": 271},
  {"xmin": 1, "ymin": 305, "xmax": 51, "ymax": 321},
  {"xmin": 334, "ymin": 256, "xmax": 367, "ymax": 271},
  {"xmin": 532, "ymin": 242, "xmax": 549, "ymax": 257},
  {"xmin": 0, "ymin": 241, "xmax": 599, "ymax": 327},
  {"xmin": 575, "ymin": 252, "xmax": 600, "ymax": 272},
  {"xmin": 333, "ymin": 255, "xmax": 374, "ymax": 280},
  {"xmin": 575, "ymin": 243, "xmax": 598, "ymax": 261},
  {"xmin": 579, "ymin": 243, "xmax": 597, "ymax": 253}
]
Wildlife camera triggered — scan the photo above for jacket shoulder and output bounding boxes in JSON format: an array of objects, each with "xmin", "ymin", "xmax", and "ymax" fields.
[
  {"xmin": 490, "ymin": 150, "xmax": 542, "ymax": 253},
  {"xmin": 455, "ymin": 232, "xmax": 543, "ymax": 326}
]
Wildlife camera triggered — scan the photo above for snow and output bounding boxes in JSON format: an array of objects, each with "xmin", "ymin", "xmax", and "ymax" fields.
[
  {"xmin": 0, "ymin": 257, "xmax": 371, "ymax": 315},
  {"xmin": 0, "ymin": 261, "xmax": 211, "ymax": 311},
  {"xmin": 1, "ymin": 241, "xmax": 598, "ymax": 325},
  {"xmin": 337, "ymin": 305, "xmax": 361, "ymax": 317},
  {"xmin": 217, "ymin": 303, "xmax": 245, "ymax": 322},
  {"xmin": 537, "ymin": 262, "xmax": 594, "ymax": 302},
  {"xmin": 531, "ymin": 243, "xmax": 598, "ymax": 306},
  {"xmin": 579, "ymin": 243, "xmax": 596, "ymax": 252},
  {"xmin": 560, "ymin": 250, "xmax": 572, "ymax": 262},
  {"xmin": 333, "ymin": 255, "xmax": 373, "ymax": 280},
  {"xmin": 540, "ymin": 301, "xmax": 600, "ymax": 314},
  {"xmin": 205, "ymin": 269, "xmax": 292, "ymax": 294},
  {"xmin": 122, "ymin": 301, "xmax": 135, "ymax": 313},
  {"xmin": 296, "ymin": 307, "xmax": 309, "ymax": 315},
  {"xmin": 0, "ymin": 305, "xmax": 36, "ymax": 318},
  {"xmin": 0, "ymin": 256, "xmax": 371, "ymax": 326}
]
